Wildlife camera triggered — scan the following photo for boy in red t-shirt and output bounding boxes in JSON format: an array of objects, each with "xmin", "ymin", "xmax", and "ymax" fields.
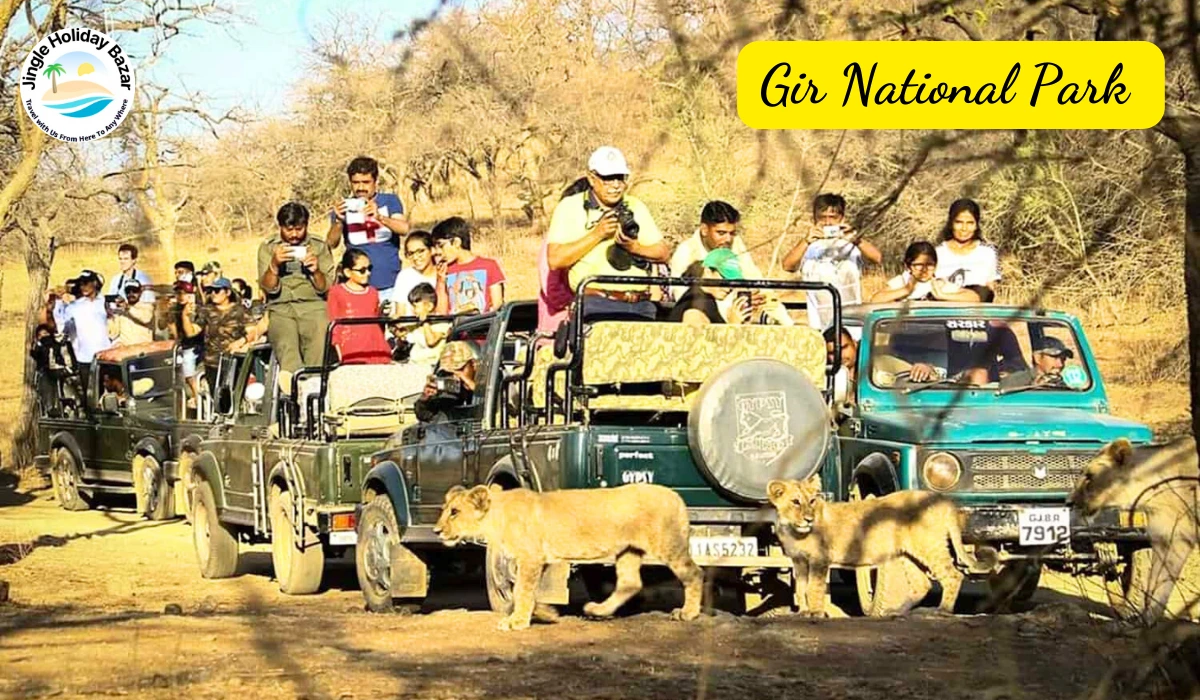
[{"xmin": 431, "ymin": 217, "xmax": 506, "ymax": 314}]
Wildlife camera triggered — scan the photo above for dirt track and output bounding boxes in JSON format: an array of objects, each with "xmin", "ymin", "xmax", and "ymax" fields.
[{"xmin": 0, "ymin": 481, "xmax": 1194, "ymax": 700}]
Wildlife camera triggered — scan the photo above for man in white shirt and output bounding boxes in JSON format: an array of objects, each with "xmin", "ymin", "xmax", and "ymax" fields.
[
  {"xmin": 782, "ymin": 193, "xmax": 883, "ymax": 329},
  {"xmin": 669, "ymin": 200, "xmax": 763, "ymax": 281},
  {"xmin": 54, "ymin": 270, "xmax": 112, "ymax": 384},
  {"xmin": 108, "ymin": 244, "xmax": 154, "ymax": 302}
]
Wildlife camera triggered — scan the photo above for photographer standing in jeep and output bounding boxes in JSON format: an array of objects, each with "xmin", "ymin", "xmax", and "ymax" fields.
[
  {"xmin": 545, "ymin": 146, "xmax": 670, "ymax": 322},
  {"xmin": 414, "ymin": 340, "xmax": 478, "ymax": 423}
]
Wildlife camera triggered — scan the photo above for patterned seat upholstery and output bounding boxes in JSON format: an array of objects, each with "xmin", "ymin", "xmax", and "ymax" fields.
[
  {"xmin": 322, "ymin": 363, "xmax": 430, "ymax": 437},
  {"xmin": 580, "ymin": 322, "xmax": 826, "ymax": 411}
]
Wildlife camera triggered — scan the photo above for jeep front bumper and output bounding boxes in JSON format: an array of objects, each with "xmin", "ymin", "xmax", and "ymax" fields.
[{"xmin": 962, "ymin": 504, "xmax": 1150, "ymax": 546}]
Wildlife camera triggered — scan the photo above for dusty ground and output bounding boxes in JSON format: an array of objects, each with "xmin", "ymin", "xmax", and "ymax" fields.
[{"xmin": 2, "ymin": 480, "xmax": 1198, "ymax": 700}]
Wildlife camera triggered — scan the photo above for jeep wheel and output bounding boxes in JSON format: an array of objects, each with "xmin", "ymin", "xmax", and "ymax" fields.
[
  {"xmin": 486, "ymin": 543, "xmax": 516, "ymax": 614},
  {"xmin": 51, "ymin": 449, "xmax": 90, "ymax": 512},
  {"xmin": 192, "ymin": 480, "xmax": 238, "ymax": 578},
  {"xmin": 985, "ymin": 561, "xmax": 1042, "ymax": 611},
  {"xmin": 270, "ymin": 486, "xmax": 324, "ymax": 595},
  {"xmin": 849, "ymin": 483, "xmax": 880, "ymax": 615},
  {"xmin": 136, "ymin": 455, "xmax": 175, "ymax": 521},
  {"xmin": 357, "ymin": 494, "xmax": 404, "ymax": 612}
]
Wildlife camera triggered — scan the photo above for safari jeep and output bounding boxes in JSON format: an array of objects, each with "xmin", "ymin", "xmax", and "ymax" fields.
[
  {"xmin": 839, "ymin": 303, "xmax": 1154, "ymax": 612},
  {"xmin": 357, "ymin": 279, "xmax": 841, "ymax": 614},
  {"xmin": 35, "ymin": 340, "xmax": 216, "ymax": 520},
  {"xmin": 186, "ymin": 317, "xmax": 441, "ymax": 595}
]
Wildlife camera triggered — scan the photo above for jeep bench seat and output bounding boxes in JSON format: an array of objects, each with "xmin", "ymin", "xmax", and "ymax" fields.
[
  {"xmin": 529, "ymin": 322, "xmax": 826, "ymax": 412},
  {"xmin": 320, "ymin": 362, "xmax": 429, "ymax": 436}
]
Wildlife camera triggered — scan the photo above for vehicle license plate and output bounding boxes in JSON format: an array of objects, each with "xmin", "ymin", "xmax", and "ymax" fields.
[
  {"xmin": 689, "ymin": 537, "xmax": 757, "ymax": 559},
  {"xmin": 1018, "ymin": 507, "xmax": 1070, "ymax": 546},
  {"xmin": 329, "ymin": 530, "xmax": 358, "ymax": 546}
]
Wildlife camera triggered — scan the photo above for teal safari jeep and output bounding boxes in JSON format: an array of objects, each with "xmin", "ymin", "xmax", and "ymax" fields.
[{"xmin": 838, "ymin": 302, "xmax": 1154, "ymax": 612}]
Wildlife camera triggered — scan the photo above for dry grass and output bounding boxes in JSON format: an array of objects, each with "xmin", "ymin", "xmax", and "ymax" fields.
[{"xmin": 0, "ymin": 225, "xmax": 1190, "ymax": 464}]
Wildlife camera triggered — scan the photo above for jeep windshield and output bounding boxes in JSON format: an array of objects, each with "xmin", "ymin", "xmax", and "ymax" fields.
[
  {"xmin": 127, "ymin": 354, "xmax": 176, "ymax": 411},
  {"xmin": 868, "ymin": 316, "xmax": 1092, "ymax": 393}
]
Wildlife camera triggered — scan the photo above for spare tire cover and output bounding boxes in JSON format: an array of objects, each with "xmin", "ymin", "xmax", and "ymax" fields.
[{"xmin": 687, "ymin": 358, "xmax": 829, "ymax": 504}]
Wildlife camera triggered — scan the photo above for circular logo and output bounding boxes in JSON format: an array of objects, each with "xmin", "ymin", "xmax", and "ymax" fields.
[
  {"xmin": 18, "ymin": 27, "xmax": 134, "ymax": 142},
  {"xmin": 1062, "ymin": 365, "xmax": 1088, "ymax": 390}
]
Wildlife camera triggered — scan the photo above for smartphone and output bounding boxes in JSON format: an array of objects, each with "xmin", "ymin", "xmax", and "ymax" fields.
[
  {"xmin": 822, "ymin": 225, "xmax": 842, "ymax": 238},
  {"xmin": 736, "ymin": 290, "xmax": 752, "ymax": 306},
  {"xmin": 289, "ymin": 245, "xmax": 308, "ymax": 261},
  {"xmin": 344, "ymin": 197, "xmax": 366, "ymax": 213}
]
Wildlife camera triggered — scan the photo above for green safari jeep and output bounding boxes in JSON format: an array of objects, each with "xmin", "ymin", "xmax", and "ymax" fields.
[
  {"xmin": 186, "ymin": 317, "xmax": 438, "ymax": 595},
  {"xmin": 357, "ymin": 278, "xmax": 841, "ymax": 614}
]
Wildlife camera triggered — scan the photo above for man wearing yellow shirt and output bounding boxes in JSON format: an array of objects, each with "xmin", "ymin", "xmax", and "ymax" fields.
[{"xmin": 545, "ymin": 146, "xmax": 670, "ymax": 322}]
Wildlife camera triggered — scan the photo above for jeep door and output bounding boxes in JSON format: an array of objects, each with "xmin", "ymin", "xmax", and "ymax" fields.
[
  {"xmin": 90, "ymin": 362, "xmax": 133, "ymax": 483},
  {"xmin": 212, "ymin": 345, "xmax": 273, "ymax": 514}
]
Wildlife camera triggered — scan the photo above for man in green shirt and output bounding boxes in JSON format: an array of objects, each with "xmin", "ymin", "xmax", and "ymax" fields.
[{"xmin": 257, "ymin": 202, "xmax": 336, "ymax": 373}]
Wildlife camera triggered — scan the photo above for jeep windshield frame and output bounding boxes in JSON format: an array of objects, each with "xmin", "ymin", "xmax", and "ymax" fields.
[{"xmin": 539, "ymin": 275, "xmax": 843, "ymax": 424}]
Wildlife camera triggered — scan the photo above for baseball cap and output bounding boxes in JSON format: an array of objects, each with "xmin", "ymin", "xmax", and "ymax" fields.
[
  {"xmin": 437, "ymin": 341, "xmax": 478, "ymax": 372},
  {"xmin": 123, "ymin": 279, "xmax": 143, "ymax": 292},
  {"xmin": 1034, "ymin": 336, "xmax": 1075, "ymax": 359},
  {"xmin": 587, "ymin": 146, "xmax": 630, "ymax": 177},
  {"xmin": 173, "ymin": 280, "xmax": 196, "ymax": 294},
  {"xmin": 702, "ymin": 248, "xmax": 745, "ymax": 281},
  {"xmin": 78, "ymin": 269, "xmax": 102, "ymax": 285},
  {"xmin": 206, "ymin": 277, "xmax": 232, "ymax": 291},
  {"xmin": 199, "ymin": 261, "xmax": 221, "ymax": 275}
]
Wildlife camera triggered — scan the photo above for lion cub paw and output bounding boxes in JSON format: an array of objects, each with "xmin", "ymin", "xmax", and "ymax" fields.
[
  {"xmin": 497, "ymin": 614, "xmax": 531, "ymax": 632},
  {"xmin": 582, "ymin": 602, "xmax": 612, "ymax": 619},
  {"xmin": 533, "ymin": 604, "xmax": 560, "ymax": 623},
  {"xmin": 669, "ymin": 607, "xmax": 700, "ymax": 622}
]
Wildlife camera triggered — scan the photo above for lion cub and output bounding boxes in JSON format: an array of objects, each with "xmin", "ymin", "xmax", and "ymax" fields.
[
  {"xmin": 435, "ymin": 484, "xmax": 703, "ymax": 631},
  {"xmin": 767, "ymin": 475, "xmax": 980, "ymax": 616},
  {"xmin": 1068, "ymin": 437, "xmax": 1198, "ymax": 622}
]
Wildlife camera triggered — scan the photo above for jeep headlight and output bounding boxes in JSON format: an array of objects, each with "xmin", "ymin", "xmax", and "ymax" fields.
[{"xmin": 922, "ymin": 452, "xmax": 962, "ymax": 492}]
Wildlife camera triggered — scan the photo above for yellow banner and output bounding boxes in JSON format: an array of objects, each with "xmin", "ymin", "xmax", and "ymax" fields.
[{"xmin": 737, "ymin": 41, "xmax": 1164, "ymax": 129}]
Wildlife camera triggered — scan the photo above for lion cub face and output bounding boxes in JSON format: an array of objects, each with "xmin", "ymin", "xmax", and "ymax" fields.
[
  {"xmin": 434, "ymin": 485, "xmax": 495, "ymax": 546},
  {"xmin": 1069, "ymin": 439, "xmax": 1135, "ymax": 515},
  {"xmin": 767, "ymin": 475, "xmax": 824, "ymax": 534}
]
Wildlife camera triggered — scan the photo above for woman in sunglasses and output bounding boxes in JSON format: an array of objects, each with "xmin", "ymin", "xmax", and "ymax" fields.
[{"xmin": 327, "ymin": 248, "xmax": 391, "ymax": 364}]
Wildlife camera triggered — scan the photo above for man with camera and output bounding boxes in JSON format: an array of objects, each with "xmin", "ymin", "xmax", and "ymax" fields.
[
  {"xmin": 545, "ymin": 146, "xmax": 670, "ymax": 322},
  {"xmin": 108, "ymin": 244, "xmax": 154, "ymax": 302},
  {"xmin": 258, "ymin": 202, "xmax": 336, "ymax": 374},
  {"xmin": 414, "ymin": 340, "xmax": 478, "ymax": 423},
  {"xmin": 52, "ymin": 270, "xmax": 112, "ymax": 386},
  {"xmin": 782, "ymin": 193, "xmax": 882, "ymax": 329},
  {"xmin": 107, "ymin": 280, "xmax": 156, "ymax": 346},
  {"xmin": 326, "ymin": 156, "xmax": 410, "ymax": 296}
]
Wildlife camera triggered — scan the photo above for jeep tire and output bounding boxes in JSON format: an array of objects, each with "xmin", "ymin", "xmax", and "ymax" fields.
[
  {"xmin": 486, "ymin": 543, "xmax": 516, "ymax": 614},
  {"xmin": 357, "ymin": 494, "xmax": 403, "ymax": 612},
  {"xmin": 270, "ymin": 485, "xmax": 324, "ymax": 595},
  {"xmin": 134, "ymin": 454, "xmax": 175, "ymax": 521},
  {"xmin": 193, "ymin": 480, "xmax": 238, "ymax": 579},
  {"xmin": 51, "ymin": 448, "xmax": 90, "ymax": 512},
  {"xmin": 688, "ymin": 359, "xmax": 828, "ymax": 504}
]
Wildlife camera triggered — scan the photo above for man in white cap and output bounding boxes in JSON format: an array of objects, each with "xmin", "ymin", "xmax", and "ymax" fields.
[{"xmin": 544, "ymin": 146, "xmax": 670, "ymax": 322}]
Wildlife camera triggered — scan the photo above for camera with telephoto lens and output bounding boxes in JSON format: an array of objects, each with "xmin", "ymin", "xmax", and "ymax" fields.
[{"xmin": 605, "ymin": 200, "xmax": 651, "ymax": 272}]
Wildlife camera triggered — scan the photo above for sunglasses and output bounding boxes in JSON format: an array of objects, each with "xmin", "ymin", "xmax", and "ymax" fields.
[
  {"xmin": 350, "ymin": 265, "xmax": 373, "ymax": 273},
  {"xmin": 204, "ymin": 287, "xmax": 228, "ymax": 294},
  {"xmin": 593, "ymin": 172, "xmax": 627, "ymax": 183}
]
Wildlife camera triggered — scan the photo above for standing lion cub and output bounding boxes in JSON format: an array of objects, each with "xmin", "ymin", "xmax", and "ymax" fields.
[
  {"xmin": 434, "ymin": 484, "xmax": 703, "ymax": 631},
  {"xmin": 767, "ymin": 475, "xmax": 981, "ymax": 616}
]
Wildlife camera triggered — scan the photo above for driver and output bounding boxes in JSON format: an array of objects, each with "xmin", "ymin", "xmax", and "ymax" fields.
[
  {"xmin": 100, "ymin": 373, "xmax": 128, "ymax": 407},
  {"xmin": 415, "ymin": 341, "xmax": 479, "ymax": 422},
  {"xmin": 999, "ymin": 337, "xmax": 1072, "ymax": 389}
]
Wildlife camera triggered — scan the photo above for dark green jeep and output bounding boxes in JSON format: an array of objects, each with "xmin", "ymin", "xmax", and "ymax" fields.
[
  {"xmin": 35, "ymin": 339, "xmax": 216, "ymax": 520},
  {"xmin": 355, "ymin": 278, "xmax": 840, "ymax": 614},
  {"xmin": 186, "ymin": 317, "xmax": 438, "ymax": 595}
]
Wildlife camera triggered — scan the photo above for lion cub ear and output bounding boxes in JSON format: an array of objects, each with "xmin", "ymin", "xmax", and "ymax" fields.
[
  {"xmin": 1105, "ymin": 439, "xmax": 1135, "ymax": 469},
  {"xmin": 445, "ymin": 485, "xmax": 467, "ymax": 503},
  {"xmin": 766, "ymin": 480, "xmax": 787, "ymax": 504},
  {"xmin": 805, "ymin": 473, "xmax": 823, "ymax": 492},
  {"xmin": 467, "ymin": 485, "xmax": 492, "ymax": 513}
]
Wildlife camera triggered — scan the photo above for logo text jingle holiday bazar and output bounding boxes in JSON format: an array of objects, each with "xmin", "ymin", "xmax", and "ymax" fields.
[{"xmin": 19, "ymin": 27, "xmax": 134, "ymax": 141}]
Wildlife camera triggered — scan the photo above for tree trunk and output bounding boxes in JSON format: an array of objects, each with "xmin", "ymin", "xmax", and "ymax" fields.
[
  {"xmin": 1182, "ymin": 141, "xmax": 1200, "ymax": 444},
  {"xmin": 10, "ymin": 235, "xmax": 53, "ymax": 469}
]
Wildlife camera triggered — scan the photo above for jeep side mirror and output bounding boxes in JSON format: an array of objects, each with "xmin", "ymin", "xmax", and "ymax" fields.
[
  {"xmin": 244, "ymin": 382, "xmax": 266, "ymax": 403},
  {"xmin": 99, "ymin": 393, "xmax": 120, "ymax": 413}
]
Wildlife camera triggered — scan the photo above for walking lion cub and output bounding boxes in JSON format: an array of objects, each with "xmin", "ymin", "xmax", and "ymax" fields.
[
  {"xmin": 434, "ymin": 484, "xmax": 703, "ymax": 631},
  {"xmin": 767, "ymin": 475, "xmax": 981, "ymax": 616},
  {"xmin": 1068, "ymin": 437, "xmax": 1199, "ymax": 622}
]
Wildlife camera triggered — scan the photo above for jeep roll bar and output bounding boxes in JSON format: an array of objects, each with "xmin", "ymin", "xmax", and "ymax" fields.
[{"xmin": 543, "ymin": 275, "xmax": 843, "ymax": 424}]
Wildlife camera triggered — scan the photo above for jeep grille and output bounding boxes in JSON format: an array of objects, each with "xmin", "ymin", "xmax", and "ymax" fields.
[{"xmin": 968, "ymin": 452, "xmax": 1089, "ymax": 491}]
